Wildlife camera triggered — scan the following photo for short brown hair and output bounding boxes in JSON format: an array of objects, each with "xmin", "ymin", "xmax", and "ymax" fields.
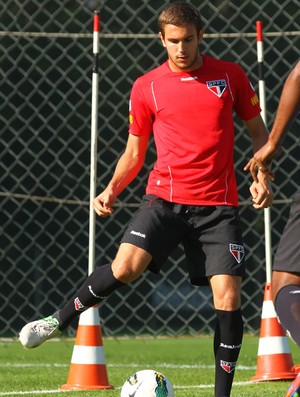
[{"xmin": 158, "ymin": 2, "xmax": 203, "ymax": 36}]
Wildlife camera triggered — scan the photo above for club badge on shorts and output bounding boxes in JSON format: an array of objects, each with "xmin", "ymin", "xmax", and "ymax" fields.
[{"xmin": 229, "ymin": 243, "xmax": 245, "ymax": 263}]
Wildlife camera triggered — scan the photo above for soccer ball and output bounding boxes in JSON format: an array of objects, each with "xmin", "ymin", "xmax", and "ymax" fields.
[{"xmin": 120, "ymin": 369, "xmax": 174, "ymax": 397}]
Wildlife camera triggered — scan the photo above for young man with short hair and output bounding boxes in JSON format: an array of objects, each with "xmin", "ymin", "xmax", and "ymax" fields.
[{"xmin": 20, "ymin": 3, "xmax": 273, "ymax": 396}]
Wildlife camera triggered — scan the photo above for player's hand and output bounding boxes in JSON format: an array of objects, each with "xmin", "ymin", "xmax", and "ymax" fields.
[
  {"xmin": 249, "ymin": 171, "xmax": 273, "ymax": 209},
  {"xmin": 93, "ymin": 189, "xmax": 116, "ymax": 217},
  {"xmin": 244, "ymin": 141, "xmax": 281, "ymax": 182},
  {"xmin": 244, "ymin": 158, "xmax": 274, "ymax": 183}
]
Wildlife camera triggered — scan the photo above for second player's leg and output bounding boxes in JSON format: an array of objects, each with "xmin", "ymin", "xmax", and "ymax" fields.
[{"xmin": 273, "ymin": 270, "xmax": 300, "ymax": 347}]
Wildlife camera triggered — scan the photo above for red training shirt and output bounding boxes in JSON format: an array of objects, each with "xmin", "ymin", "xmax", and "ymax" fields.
[{"xmin": 128, "ymin": 54, "xmax": 261, "ymax": 206}]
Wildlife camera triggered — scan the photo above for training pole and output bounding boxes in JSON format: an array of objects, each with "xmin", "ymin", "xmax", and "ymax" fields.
[
  {"xmin": 256, "ymin": 21, "xmax": 272, "ymax": 283},
  {"xmin": 61, "ymin": 13, "xmax": 114, "ymax": 391},
  {"xmin": 88, "ymin": 11, "xmax": 100, "ymax": 276}
]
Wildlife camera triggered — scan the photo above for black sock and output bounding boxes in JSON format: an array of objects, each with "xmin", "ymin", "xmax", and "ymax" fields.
[
  {"xmin": 214, "ymin": 309, "xmax": 243, "ymax": 397},
  {"xmin": 55, "ymin": 263, "xmax": 125, "ymax": 330},
  {"xmin": 275, "ymin": 284, "xmax": 300, "ymax": 346}
]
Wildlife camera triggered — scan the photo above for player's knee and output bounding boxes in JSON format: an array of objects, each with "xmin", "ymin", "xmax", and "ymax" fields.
[
  {"xmin": 213, "ymin": 289, "xmax": 240, "ymax": 311},
  {"xmin": 112, "ymin": 260, "xmax": 143, "ymax": 283},
  {"xmin": 211, "ymin": 276, "xmax": 241, "ymax": 310},
  {"xmin": 112, "ymin": 245, "xmax": 151, "ymax": 283}
]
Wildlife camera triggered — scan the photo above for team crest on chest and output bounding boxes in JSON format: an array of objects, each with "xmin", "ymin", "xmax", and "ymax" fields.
[{"xmin": 206, "ymin": 79, "xmax": 227, "ymax": 97}]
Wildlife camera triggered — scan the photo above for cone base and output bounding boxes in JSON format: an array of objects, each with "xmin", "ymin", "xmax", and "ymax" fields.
[
  {"xmin": 61, "ymin": 384, "xmax": 114, "ymax": 390},
  {"xmin": 60, "ymin": 363, "xmax": 113, "ymax": 390},
  {"xmin": 251, "ymin": 372, "xmax": 296, "ymax": 382},
  {"xmin": 251, "ymin": 354, "xmax": 296, "ymax": 382},
  {"xmin": 293, "ymin": 364, "xmax": 300, "ymax": 374}
]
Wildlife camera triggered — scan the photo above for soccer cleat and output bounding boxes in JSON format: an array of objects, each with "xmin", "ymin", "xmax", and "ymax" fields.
[
  {"xmin": 19, "ymin": 315, "xmax": 61, "ymax": 349},
  {"xmin": 285, "ymin": 373, "xmax": 300, "ymax": 397}
]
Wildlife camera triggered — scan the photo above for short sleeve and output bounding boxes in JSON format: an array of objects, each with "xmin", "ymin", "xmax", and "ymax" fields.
[
  {"xmin": 128, "ymin": 78, "xmax": 153, "ymax": 137},
  {"xmin": 233, "ymin": 64, "xmax": 261, "ymax": 121}
]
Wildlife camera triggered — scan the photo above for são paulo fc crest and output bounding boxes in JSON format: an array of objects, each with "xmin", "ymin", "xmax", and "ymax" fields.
[
  {"xmin": 229, "ymin": 243, "xmax": 245, "ymax": 263},
  {"xmin": 206, "ymin": 79, "xmax": 227, "ymax": 97},
  {"xmin": 74, "ymin": 297, "xmax": 85, "ymax": 311},
  {"xmin": 220, "ymin": 360, "xmax": 237, "ymax": 373}
]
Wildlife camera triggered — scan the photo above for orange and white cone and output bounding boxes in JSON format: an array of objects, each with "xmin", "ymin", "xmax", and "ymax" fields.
[
  {"xmin": 61, "ymin": 306, "xmax": 114, "ymax": 390},
  {"xmin": 251, "ymin": 282, "xmax": 296, "ymax": 381}
]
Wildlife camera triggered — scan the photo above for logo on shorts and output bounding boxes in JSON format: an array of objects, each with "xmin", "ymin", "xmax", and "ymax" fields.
[
  {"xmin": 130, "ymin": 230, "xmax": 146, "ymax": 239},
  {"xmin": 220, "ymin": 360, "xmax": 237, "ymax": 373},
  {"xmin": 229, "ymin": 243, "xmax": 245, "ymax": 263}
]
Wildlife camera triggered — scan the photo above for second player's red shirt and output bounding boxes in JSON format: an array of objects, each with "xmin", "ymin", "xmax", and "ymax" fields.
[{"xmin": 129, "ymin": 54, "xmax": 261, "ymax": 206}]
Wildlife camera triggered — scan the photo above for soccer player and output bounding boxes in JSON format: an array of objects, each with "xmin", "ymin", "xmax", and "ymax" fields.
[
  {"xmin": 245, "ymin": 60, "xmax": 300, "ymax": 397},
  {"xmin": 19, "ymin": 3, "xmax": 273, "ymax": 396}
]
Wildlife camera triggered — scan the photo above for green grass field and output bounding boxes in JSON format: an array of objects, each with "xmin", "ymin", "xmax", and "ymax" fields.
[{"xmin": 0, "ymin": 336, "xmax": 299, "ymax": 397}]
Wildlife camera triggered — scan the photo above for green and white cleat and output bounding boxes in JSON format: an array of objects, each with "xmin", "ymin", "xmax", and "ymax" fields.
[{"xmin": 19, "ymin": 315, "xmax": 61, "ymax": 349}]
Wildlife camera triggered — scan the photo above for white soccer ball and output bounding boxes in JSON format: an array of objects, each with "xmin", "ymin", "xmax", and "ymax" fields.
[{"xmin": 120, "ymin": 369, "xmax": 174, "ymax": 397}]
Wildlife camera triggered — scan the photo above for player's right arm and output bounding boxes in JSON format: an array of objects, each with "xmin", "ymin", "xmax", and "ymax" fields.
[
  {"xmin": 244, "ymin": 60, "xmax": 300, "ymax": 181},
  {"xmin": 93, "ymin": 133, "xmax": 149, "ymax": 217}
]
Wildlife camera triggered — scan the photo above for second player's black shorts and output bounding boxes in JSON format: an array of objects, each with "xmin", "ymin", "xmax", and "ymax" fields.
[
  {"xmin": 273, "ymin": 192, "xmax": 300, "ymax": 274},
  {"xmin": 120, "ymin": 194, "xmax": 245, "ymax": 286}
]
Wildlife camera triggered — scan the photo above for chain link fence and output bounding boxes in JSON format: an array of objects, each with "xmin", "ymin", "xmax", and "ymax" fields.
[{"xmin": 1, "ymin": 0, "xmax": 299, "ymax": 338}]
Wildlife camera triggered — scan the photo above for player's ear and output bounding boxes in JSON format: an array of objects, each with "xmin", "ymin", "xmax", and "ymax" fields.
[
  {"xmin": 159, "ymin": 32, "xmax": 166, "ymax": 47},
  {"xmin": 198, "ymin": 28, "xmax": 205, "ymax": 44}
]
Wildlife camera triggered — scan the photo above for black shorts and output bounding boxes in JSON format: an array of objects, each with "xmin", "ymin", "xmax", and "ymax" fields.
[
  {"xmin": 120, "ymin": 194, "xmax": 245, "ymax": 286},
  {"xmin": 273, "ymin": 193, "xmax": 300, "ymax": 274}
]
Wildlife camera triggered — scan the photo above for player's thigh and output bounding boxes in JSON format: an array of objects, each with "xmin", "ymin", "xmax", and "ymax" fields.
[
  {"xmin": 120, "ymin": 194, "xmax": 188, "ymax": 272},
  {"xmin": 209, "ymin": 274, "xmax": 242, "ymax": 310},
  {"xmin": 112, "ymin": 243, "xmax": 152, "ymax": 283},
  {"xmin": 185, "ymin": 206, "xmax": 245, "ymax": 286}
]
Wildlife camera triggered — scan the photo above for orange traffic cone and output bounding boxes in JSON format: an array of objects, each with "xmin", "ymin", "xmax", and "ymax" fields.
[
  {"xmin": 293, "ymin": 364, "xmax": 300, "ymax": 374},
  {"xmin": 251, "ymin": 282, "xmax": 296, "ymax": 381},
  {"xmin": 61, "ymin": 306, "xmax": 114, "ymax": 390}
]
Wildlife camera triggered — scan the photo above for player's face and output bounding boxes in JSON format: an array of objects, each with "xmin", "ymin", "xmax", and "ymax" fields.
[{"xmin": 160, "ymin": 24, "xmax": 204, "ymax": 72}]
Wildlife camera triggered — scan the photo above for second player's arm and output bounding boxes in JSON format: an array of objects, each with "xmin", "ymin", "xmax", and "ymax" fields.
[
  {"xmin": 93, "ymin": 133, "xmax": 149, "ymax": 217},
  {"xmin": 244, "ymin": 60, "xmax": 300, "ymax": 180}
]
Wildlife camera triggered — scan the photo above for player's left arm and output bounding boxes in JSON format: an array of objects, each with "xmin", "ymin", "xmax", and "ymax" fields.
[
  {"xmin": 244, "ymin": 114, "xmax": 273, "ymax": 208},
  {"xmin": 244, "ymin": 113, "xmax": 269, "ymax": 155}
]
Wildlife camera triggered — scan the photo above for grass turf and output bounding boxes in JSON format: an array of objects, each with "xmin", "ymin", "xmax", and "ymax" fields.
[{"xmin": 0, "ymin": 335, "xmax": 299, "ymax": 396}]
